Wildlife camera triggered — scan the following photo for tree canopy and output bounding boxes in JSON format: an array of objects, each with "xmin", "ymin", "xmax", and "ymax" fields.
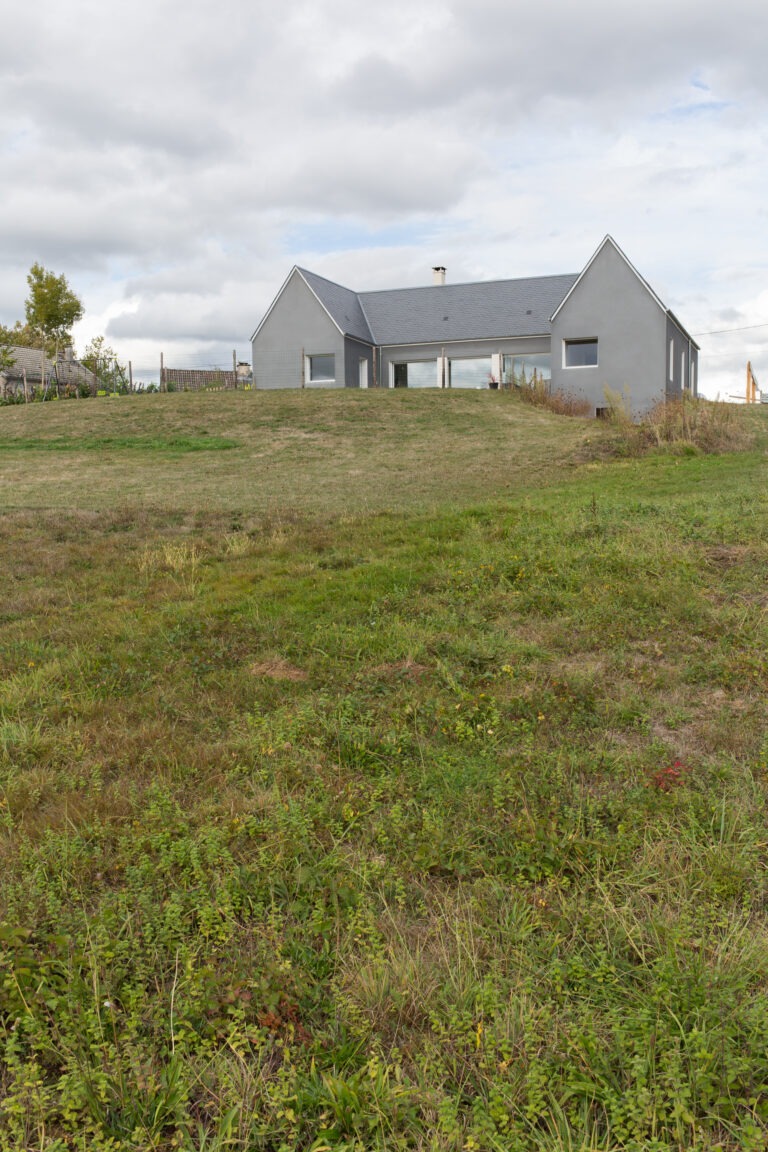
[
  {"xmin": 0, "ymin": 321, "xmax": 48, "ymax": 353},
  {"xmin": 0, "ymin": 333, "xmax": 15, "ymax": 373},
  {"xmin": 24, "ymin": 263, "xmax": 84, "ymax": 346}
]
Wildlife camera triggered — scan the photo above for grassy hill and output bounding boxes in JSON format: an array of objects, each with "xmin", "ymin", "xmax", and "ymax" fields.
[
  {"xmin": 1, "ymin": 390, "xmax": 768, "ymax": 1150},
  {"xmin": 0, "ymin": 388, "xmax": 600, "ymax": 515}
]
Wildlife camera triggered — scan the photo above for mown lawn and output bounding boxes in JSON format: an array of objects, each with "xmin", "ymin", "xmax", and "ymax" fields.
[{"xmin": 1, "ymin": 391, "xmax": 768, "ymax": 1150}]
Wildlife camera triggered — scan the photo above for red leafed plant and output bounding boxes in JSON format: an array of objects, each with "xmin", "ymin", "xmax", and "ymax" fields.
[{"xmin": 650, "ymin": 760, "xmax": 687, "ymax": 791}]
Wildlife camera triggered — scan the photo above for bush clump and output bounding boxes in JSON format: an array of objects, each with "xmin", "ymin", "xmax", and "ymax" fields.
[
  {"xmin": 603, "ymin": 391, "xmax": 755, "ymax": 455},
  {"xmin": 514, "ymin": 377, "xmax": 592, "ymax": 417}
]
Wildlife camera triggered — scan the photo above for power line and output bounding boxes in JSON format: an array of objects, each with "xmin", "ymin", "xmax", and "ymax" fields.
[{"xmin": 693, "ymin": 322, "xmax": 768, "ymax": 337}]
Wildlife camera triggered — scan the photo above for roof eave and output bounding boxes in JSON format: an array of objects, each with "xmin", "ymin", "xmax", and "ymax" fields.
[
  {"xmin": 667, "ymin": 309, "xmax": 700, "ymax": 350},
  {"xmin": 295, "ymin": 269, "xmax": 346, "ymax": 338}
]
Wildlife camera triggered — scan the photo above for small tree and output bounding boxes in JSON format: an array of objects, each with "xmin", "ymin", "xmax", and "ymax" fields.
[
  {"xmin": 25, "ymin": 264, "xmax": 83, "ymax": 350},
  {"xmin": 81, "ymin": 336, "xmax": 128, "ymax": 395}
]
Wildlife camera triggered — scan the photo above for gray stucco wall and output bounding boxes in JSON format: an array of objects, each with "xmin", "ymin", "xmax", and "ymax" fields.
[
  {"xmin": 550, "ymin": 242, "xmax": 668, "ymax": 416},
  {"xmin": 252, "ymin": 271, "xmax": 346, "ymax": 390},
  {"xmin": 666, "ymin": 315, "xmax": 698, "ymax": 399}
]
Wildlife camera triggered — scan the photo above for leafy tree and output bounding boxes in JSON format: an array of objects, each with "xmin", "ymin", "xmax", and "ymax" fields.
[
  {"xmin": 24, "ymin": 263, "xmax": 83, "ymax": 348},
  {"xmin": 0, "ymin": 320, "xmax": 53, "ymax": 354},
  {"xmin": 0, "ymin": 333, "xmax": 15, "ymax": 373}
]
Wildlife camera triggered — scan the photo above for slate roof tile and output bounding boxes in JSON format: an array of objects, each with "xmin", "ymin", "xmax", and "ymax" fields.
[
  {"xmin": 298, "ymin": 269, "xmax": 374, "ymax": 344},
  {"xmin": 296, "ymin": 268, "xmax": 578, "ymax": 345}
]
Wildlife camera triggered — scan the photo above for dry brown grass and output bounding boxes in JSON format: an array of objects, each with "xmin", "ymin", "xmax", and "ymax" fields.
[
  {"xmin": 250, "ymin": 658, "xmax": 308, "ymax": 681},
  {"xmin": 514, "ymin": 378, "xmax": 592, "ymax": 417},
  {"xmin": 601, "ymin": 391, "xmax": 756, "ymax": 455}
]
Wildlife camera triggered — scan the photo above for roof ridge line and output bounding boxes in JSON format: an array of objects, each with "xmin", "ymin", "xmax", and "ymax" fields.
[{"xmin": 359, "ymin": 271, "xmax": 578, "ymax": 297}]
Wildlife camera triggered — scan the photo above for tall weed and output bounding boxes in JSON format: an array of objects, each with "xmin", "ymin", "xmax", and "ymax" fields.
[
  {"xmin": 515, "ymin": 378, "xmax": 592, "ymax": 417},
  {"xmin": 604, "ymin": 392, "xmax": 754, "ymax": 455}
]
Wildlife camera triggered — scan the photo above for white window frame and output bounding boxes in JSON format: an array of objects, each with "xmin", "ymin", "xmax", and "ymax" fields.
[
  {"xmin": 563, "ymin": 339, "xmax": 598, "ymax": 369},
  {"xmin": 305, "ymin": 353, "xmax": 335, "ymax": 385},
  {"xmin": 389, "ymin": 359, "xmax": 438, "ymax": 389},
  {"xmin": 447, "ymin": 355, "xmax": 494, "ymax": 389},
  {"xmin": 502, "ymin": 352, "xmax": 552, "ymax": 387}
]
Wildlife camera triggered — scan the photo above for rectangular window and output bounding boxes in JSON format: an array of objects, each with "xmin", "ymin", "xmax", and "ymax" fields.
[
  {"xmin": 681, "ymin": 350, "xmax": 686, "ymax": 388},
  {"xmin": 669, "ymin": 339, "xmax": 674, "ymax": 383},
  {"xmin": 502, "ymin": 353, "xmax": 551, "ymax": 388},
  {"xmin": 307, "ymin": 353, "xmax": 335, "ymax": 383},
  {"xmin": 448, "ymin": 357, "xmax": 492, "ymax": 389},
  {"xmin": 563, "ymin": 339, "xmax": 598, "ymax": 368}
]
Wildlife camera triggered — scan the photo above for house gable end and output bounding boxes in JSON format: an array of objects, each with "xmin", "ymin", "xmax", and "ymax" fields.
[
  {"xmin": 251, "ymin": 267, "xmax": 347, "ymax": 390},
  {"xmin": 252, "ymin": 269, "xmax": 343, "ymax": 348},
  {"xmin": 550, "ymin": 236, "xmax": 672, "ymax": 415},
  {"xmin": 551, "ymin": 235, "xmax": 669, "ymax": 324},
  {"xmin": 251, "ymin": 267, "xmax": 301, "ymax": 343}
]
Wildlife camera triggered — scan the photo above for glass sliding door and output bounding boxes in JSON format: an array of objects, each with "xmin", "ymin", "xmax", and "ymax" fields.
[
  {"xmin": 448, "ymin": 357, "xmax": 492, "ymax": 389},
  {"xmin": 392, "ymin": 361, "xmax": 437, "ymax": 388}
]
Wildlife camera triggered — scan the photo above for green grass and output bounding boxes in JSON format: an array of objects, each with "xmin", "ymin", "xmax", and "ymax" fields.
[
  {"xmin": 2, "ymin": 391, "xmax": 768, "ymax": 1150},
  {"xmin": 0, "ymin": 389, "xmax": 598, "ymax": 514},
  {"xmin": 0, "ymin": 435, "xmax": 237, "ymax": 453}
]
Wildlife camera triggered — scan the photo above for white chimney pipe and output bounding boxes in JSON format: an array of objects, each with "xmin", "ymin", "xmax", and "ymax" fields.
[{"xmin": 432, "ymin": 266, "xmax": 446, "ymax": 286}]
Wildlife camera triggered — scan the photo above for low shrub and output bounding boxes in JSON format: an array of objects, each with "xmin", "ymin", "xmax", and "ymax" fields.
[{"xmin": 599, "ymin": 390, "xmax": 755, "ymax": 455}]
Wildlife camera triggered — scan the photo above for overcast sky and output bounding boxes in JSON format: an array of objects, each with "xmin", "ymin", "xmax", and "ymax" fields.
[{"xmin": 2, "ymin": 0, "xmax": 766, "ymax": 396}]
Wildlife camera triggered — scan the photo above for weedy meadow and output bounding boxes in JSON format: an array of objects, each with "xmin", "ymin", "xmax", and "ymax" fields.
[{"xmin": 1, "ymin": 389, "xmax": 768, "ymax": 1150}]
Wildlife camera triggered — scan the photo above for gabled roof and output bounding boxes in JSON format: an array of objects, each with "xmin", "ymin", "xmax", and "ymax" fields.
[
  {"xmin": 252, "ymin": 238, "xmax": 696, "ymax": 351},
  {"xmin": 359, "ymin": 274, "xmax": 577, "ymax": 345},
  {"xmin": 0, "ymin": 345, "xmax": 49, "ymax": 380},
  {"xmin": 551, "ymin": 235, "xmax": 700, "ymax": 349},
  {"xmin": 298, "ymin": 268, "xmax": 374, "ymax": 344},
  {"xmin": 253, "ymin": 267, "xmax": 578, "ymax": 347}
]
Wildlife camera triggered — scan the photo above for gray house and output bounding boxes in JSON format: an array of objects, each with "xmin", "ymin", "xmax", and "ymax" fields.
[{"xmin": 251, "ymin": 236, "xmax": 699, "ymax": 416}]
